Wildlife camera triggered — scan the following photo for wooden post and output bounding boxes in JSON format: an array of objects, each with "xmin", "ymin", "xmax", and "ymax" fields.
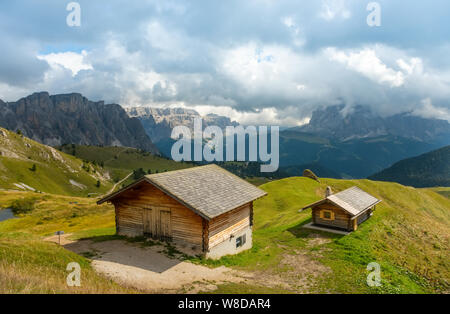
[
  {"xmin": 202, "ymin": 219, "xmax": 209, "ymax": 253},
  {"xmin": 55, "ymin": 231, "xmax": 64, "ymax": 245},
  {"xmin": 250, "ymin": 202, "xmax": 254, "ymax": 227},
  {"xmin": 353, "ymin": 219, "xmax": 358, "ymax": 231}
]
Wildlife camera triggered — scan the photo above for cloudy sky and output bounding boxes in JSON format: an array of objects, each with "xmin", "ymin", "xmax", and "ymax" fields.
[{"xmin": 1, "ymin": 0, "xmax": 449, "ymax": 125}]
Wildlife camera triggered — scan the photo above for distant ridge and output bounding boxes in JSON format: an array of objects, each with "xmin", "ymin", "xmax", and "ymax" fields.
[
  {"xmin": 0, "ymin": 92, "xmax": 158, "ymax": 154},
  {"xmin": 368, "ymin": 146, "xmax": 450, "ymax": 187},
  {"xmin": 299, "ymin": 105, "xmax": 450, "ymax": 143},
  {"xmin": 126, "ymin": 107, "xmax": 239, "ymax": 143}
]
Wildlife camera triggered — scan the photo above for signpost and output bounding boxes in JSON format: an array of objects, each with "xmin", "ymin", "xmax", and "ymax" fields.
[{"xmin": 55, "ymin": 231, "xmax": 65, "ymax": 245}]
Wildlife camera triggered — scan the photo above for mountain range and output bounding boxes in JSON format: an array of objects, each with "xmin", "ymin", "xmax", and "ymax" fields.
[
  {"xmin": 131, "ymin": 104, "xmax": 449, "ymax": 179},
  {"xmin": 299, "ymin": 105, "xmax": 450, "ymax": 143},
  {"xmin": 368, "ymin": 145, "xmax": 450, "ymax": 187},
  {"xmin": 0, "ymin": 92, "xmax": 158, "ymax": 153},
  {"xmin": 126, "ymin": 107, "xmax": 239, "ymax": 143},
  {"xmin": 1, "ymin": 92, "xmax": 449, "ymax": 180}
]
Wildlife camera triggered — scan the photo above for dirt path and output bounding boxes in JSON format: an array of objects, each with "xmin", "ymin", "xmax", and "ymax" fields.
[
  {"xmin": 45, "ymin": 235, "xmax": 245, "ymax": 293},
  {"xmin": 102, "ymin": 171, "xmax": 133, "ymax": 197},
  {"xmin": 44, "ymin": 232, "xmax": 331, "ymax": 293}
]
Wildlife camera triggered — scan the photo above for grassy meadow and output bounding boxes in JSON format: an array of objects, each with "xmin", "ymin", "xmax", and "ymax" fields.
[
  {"xmin": 0, "ymin": 232, "xmax": 136, "ymax": 293},
  {"xmin": 0, "ymin": 190, "xmax": 138, "ymax": 293},
  {"xmin": 0, "ymin": 175, "xmax": 448, "ymax": 294},
  {"xmin": 56, "ymin": 144, "xmax": 194, "ymax": 187},
  {"xmin": 192, "ymin": 177, "xmax": 449, "ymax": 294},
  {"xmin": 0, "ymin": 128, "xmax": 114, "ymax": 197}
]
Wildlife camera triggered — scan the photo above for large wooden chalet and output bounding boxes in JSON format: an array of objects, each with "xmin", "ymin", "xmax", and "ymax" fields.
[
  {"xmin": 97, "ymin": 165, "xmax": 267, "ymax": 259},
  {"xmin": 302, "ymin": 186, "xmax": 381, "ymax": 232}
]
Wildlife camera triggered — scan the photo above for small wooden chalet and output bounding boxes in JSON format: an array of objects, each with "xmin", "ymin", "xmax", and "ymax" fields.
[
  {"xmin": 302, "ymin": 186, "xmax": 381, "ymax": 232},
  {"xmin": 97, "ymin": 165, "xmax": 267, "ymax": 259}
]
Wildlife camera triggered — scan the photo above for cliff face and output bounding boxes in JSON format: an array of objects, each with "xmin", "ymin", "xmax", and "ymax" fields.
[
  {"xmin": 126, "ymin": 107, "xmax": 239, "ymax": 143},
  {"xmin": 0, "ymin": 92, "xmax": 158, "ymax": 153},
  {"xmin": 300, "ymin": 105, "xmax": 450, "ymax": 142}
]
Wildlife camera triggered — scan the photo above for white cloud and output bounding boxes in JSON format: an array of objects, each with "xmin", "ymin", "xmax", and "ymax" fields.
[
  {"xmin": 1, "ymin": 0, "xmax": 450, "ymax": 127},
  {"xmin": 396, "ymin": 57, "xmax": 423, "ymax": 75},
  {"xmin": 185, "ymin": 104, "xmax": 307, "ymax": 126},
  {"xmin": 14, "ymin": 39, "xmax": 449, "ymax": 126},
  {"xmin": 319, "ymin": 0, "xmax": 351, "ymax": 21},
  {"xmin": 412, "ymin": 98, "xmax": 450, "ymax": 121},
  {"xmin": 282, "ymin": 16, "xmax": 305, "ymax": 47},
  {"xmin": 37, "ymin": 50, "xmax": 93, "ymax": 76},
  {"xmin": 219, "ymin": 43, "xmax": 311, "ymax": 98},
  {"xmin": 327, "ymin": 47, "xmax": 406, "ymax": 87}
]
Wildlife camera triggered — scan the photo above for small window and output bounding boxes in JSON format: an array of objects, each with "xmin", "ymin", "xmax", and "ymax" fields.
[
  {"xmin": 320, "ymin": 209, "xmax": 335, "ymax": 221},
  {"xmin": 236, "ymin": 234, "xmax": 246, "ymax": 248}
]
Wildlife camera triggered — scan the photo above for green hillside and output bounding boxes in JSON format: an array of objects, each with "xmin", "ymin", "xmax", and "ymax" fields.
[
  {"xmin": 368, "ymin": 146, "xmax": 450, "ymax": 187},
  {"xmin": 56, "ymin": 144, "xmax": 193, "ymax": 187},
  {"xmin": 0, "ymin": 128, "xmax": 114, "ymax": 197},
  {"xmin": 428, "ymin": 187, "xmax": 450, "ymax": 199},
  {"xmin": 0, "ymin": 175, "xmax": 448, "ymax": 293},
  {"xmin": 0, "ymin": 191, "xmax": 136, "ymax": 293},
  {"xmin": 198, "ymin": 177, "xmax": 449, "ymax": 293},
  {"xmin": 0, "ymin": 232, "xmax": 137, "ymax": 293}
]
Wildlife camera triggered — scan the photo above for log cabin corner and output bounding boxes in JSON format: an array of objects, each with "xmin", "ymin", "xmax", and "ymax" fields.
[{"xmin": 97, "ymin": 164, "xmax": 267, "ymax": 259}]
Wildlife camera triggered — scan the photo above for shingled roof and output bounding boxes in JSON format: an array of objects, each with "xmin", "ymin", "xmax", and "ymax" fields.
[
  {"xmin": 302, "ymin": 186, "xmax": 380, "ymax": 216},
  {"xmin": 98, "ymin": 164, "xmax": 267, "ymax": 220}
]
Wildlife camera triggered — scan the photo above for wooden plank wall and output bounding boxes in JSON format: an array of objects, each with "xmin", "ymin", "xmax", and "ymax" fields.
[
  {"xmin": 114, "ymin": 204, "xmax": 144, "ymax": 236},
  {"xmin": 112, "ymin": 182, "xmax": 204, "ymax": 246},
  {"xmin": 312, "ymin": 203, "xmax": 351, "ymax": 230},
  {"xmin": 356, "ymin": 208, "xmax": 372, "ymax": 225},
  {"xmin": 207, "ymin": 203, "xmax": 251, "ymax": 249}
]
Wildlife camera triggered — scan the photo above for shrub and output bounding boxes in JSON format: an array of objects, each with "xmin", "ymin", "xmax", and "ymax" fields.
[
  {"xmin": 10, "ymin": 198, "xmax": 37, "ymax": 215},
  {"xmin": 133, "ymin": 168, "xmax": 146, "ymax": 179}
]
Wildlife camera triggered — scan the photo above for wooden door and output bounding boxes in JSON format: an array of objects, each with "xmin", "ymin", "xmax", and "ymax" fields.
[
  {"xmin": 143, "ymin": 209, "xmax": 153, "ymax": 236},
  {"xmin": 159, "ymin": 210, "xmax": 172, "ymax": 240}
]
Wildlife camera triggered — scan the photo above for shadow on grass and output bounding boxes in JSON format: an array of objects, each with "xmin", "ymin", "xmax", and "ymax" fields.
[
  {"xmin": 78, "ymin": 234, "xmax": 161, "ymax": 247},
  {"xmin": 287, "ymin": 218, "xmax": 344, "ymax": 241}
]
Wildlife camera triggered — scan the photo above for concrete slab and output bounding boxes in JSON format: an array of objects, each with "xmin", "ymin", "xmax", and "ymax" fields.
[{"xmin": 302, "ymin": 223, "xmax": 351, "ymax": 235}]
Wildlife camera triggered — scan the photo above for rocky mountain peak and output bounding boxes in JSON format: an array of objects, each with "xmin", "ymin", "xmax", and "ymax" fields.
[
  {"xmin": 0, "ymin": 92, "xmax": 158, "ymax": 153},
  {"xmin": 301, "ymin": 105, "xmax": 450, "ymax": 142},
  {"xmin": 126, "ymin": 106, "xmax": 239, "ymax": 143}
]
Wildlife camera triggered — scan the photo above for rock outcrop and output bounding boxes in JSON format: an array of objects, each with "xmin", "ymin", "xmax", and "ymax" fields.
[
  {"xmin": 300, "ymin": 105, "xmax": 450, "ymax": 142},
  {"xmin": 0, "ymin": 92, "xmax": 158, "ymax": 153},
  {"xmin": 126, "ymin": 107, "xmax": 239, "ymax": 143}
]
